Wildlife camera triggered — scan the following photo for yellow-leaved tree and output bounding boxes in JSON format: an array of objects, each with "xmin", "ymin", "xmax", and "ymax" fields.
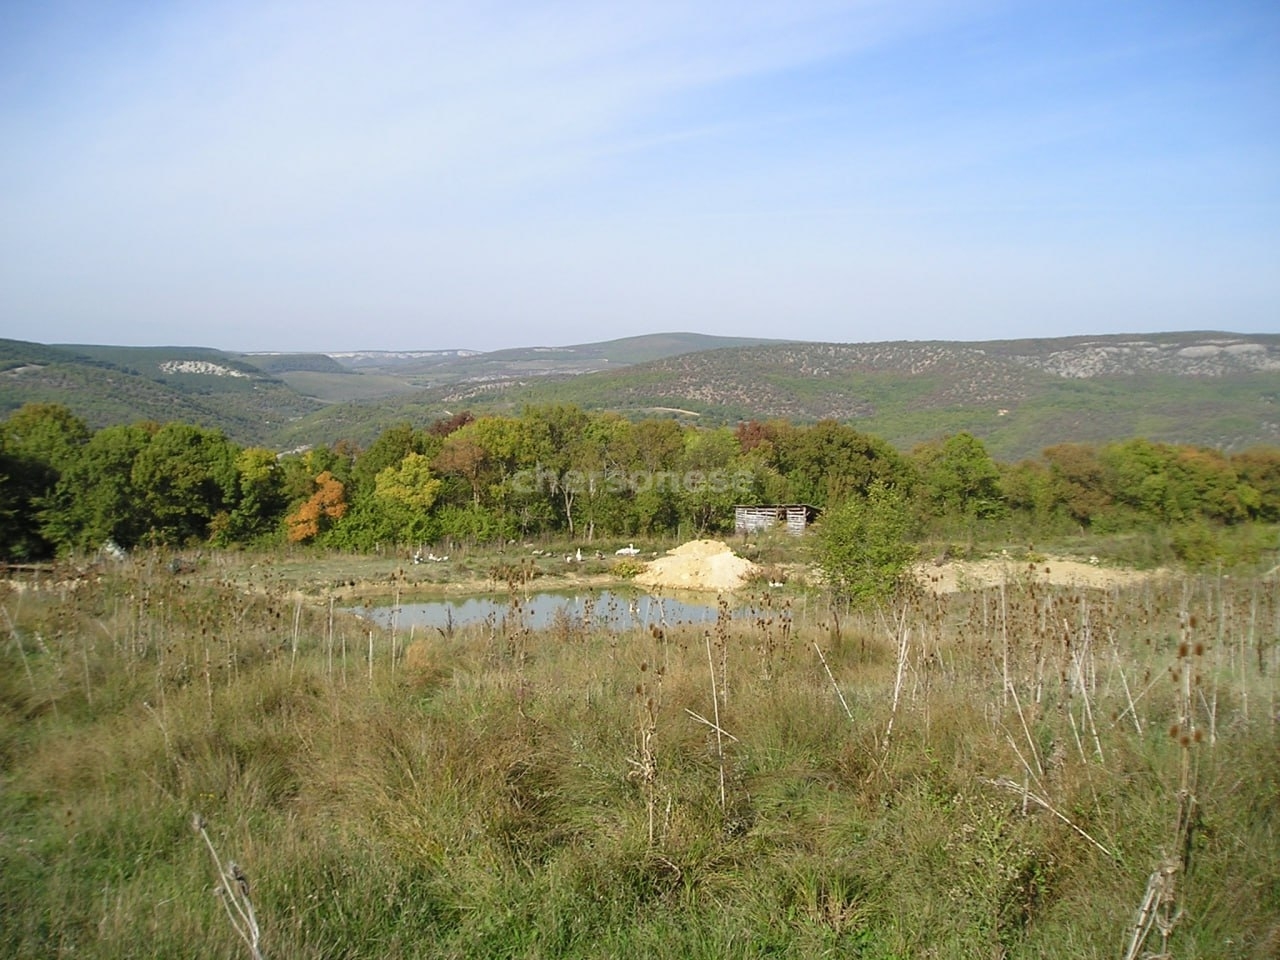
[{"xmin": 372, "ymin": 453, "xmax": 442, "ymax": 542}]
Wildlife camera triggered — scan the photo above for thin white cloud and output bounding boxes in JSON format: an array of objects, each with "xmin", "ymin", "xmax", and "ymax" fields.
[{"xmin": 0, "ymin": 0, "xmax": 1276, "ymax": 350}]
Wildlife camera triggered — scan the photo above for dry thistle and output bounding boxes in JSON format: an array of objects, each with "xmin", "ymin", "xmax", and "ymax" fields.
[
  {"xmin": 193, "ymin": 812, "xmax": 263, "ymax": 960},
  {"xmin": 627, "ymin": 659, "xmax": 661, "ymax": 845}
]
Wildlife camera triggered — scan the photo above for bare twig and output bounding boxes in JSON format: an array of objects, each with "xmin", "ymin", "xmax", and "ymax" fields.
[
  {"xmin": 980, "ymin": 777, "xmax": 1114, "ymax": 858},
  {"xmin": 1006, "ymin": 679, "xmax": 1044, "ymax": 779},
  {"xmin": 1071, "ymin": 645, "xmax": 1105, "ymax": 762},
  {"xmin": 1122, "ymin": 861, "xmax": 1180, "ymax": 960},
  {"xmin": 289, "ymin": 598, "xmax": 301, "ymax": 678},
  {"xmin": 1113, "ymin": 646, "xmax": 1143, "ymax": 736},
  {"xmin": 684, "ymin": 708, "xmax": 740, "ymax": 744},
  {"xmin": 884, "ymin": 614, "xmax": 910, "ymax": 753},
  {"xmin": 813, "ymin": 642, "xmax": 854, "ymax": 723},
  {"xmin": 192, "ymin": 813, "xmax": 264, "ymax": 960},
  {"xmin": 1, "ymin": 605, "xmax": 36, "ymax": 690},
  {"xmin": 1004, "ymin": 733, "xmax": 1045, "ymax": 797},
  {"xmin": 706, "ymin": 634, "xmax": 726, "ymax": 812}
]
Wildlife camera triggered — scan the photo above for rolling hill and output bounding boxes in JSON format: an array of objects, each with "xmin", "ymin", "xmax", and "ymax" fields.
[
  {"xmin": 2, "ymin": 331, "xmax": 1278, "ymax": 460},
  {"xmin": 291, "ymin": 331, "xmax": 1280, "ymax": 459},
  {"xmin": 0, "ymin": 340, "xmax": 322, "ymax": 446}
]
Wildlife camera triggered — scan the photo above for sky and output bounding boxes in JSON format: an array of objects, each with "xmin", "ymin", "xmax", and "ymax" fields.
[{"xmin": 1, "ymin": 0, "xmax": 1277, "ymax": 352}]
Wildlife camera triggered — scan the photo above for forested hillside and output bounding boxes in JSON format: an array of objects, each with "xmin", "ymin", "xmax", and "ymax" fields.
[
  {"xmin": 423, "ymin": 332, "xmax": 1280, "ymax": 460},
  {"xmin": 3, "ymin": 332, "xmax": 1278, "ymax": 458},
  {"xmin": 0, "ymin": 339, "xmax": 320, "ymax": 446}
]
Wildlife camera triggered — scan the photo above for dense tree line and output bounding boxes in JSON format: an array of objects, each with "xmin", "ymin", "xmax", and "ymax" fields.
[{"xmin": 2, "ymin": 402, "xmax": 1278, "ymax": 561}]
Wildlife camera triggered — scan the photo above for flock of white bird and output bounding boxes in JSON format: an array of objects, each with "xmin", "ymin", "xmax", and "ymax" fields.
[{"xmin": 413, "ymin": 543, "xmax": 648, "ymax": 565}]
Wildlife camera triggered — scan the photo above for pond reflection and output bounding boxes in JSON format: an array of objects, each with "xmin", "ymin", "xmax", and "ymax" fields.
[{"xmin": 351, "ymin": 589, "xmax": 770, "ymax": 632}]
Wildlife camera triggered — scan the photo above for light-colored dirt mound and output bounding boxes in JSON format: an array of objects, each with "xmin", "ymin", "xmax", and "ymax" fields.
[
  {"xmin": 915, "ymin": 556, "xmax": 1166, "ymax": 594},
  {"xmin": 634, "ymin": 539, "xmax": 759, "ymax": 592}
]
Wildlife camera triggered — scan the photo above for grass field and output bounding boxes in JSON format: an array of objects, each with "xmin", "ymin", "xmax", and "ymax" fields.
[
  {"xmin": 1, "ymin": 554, "xmax": 1278, "ymax": 958},
  {"xmin": 276, "ymin": 371, "xmax": 426, "ymax": 403}
]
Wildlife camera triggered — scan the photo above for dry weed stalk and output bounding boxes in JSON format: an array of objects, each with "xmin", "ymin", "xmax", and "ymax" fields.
[
  {"xmin": 705, "ymin": 633, "xmax": 727, "ymax": 812},
  {"xmin": 289, "ymin": 597, "xmax": 301, "ymax": 678},
  {"xmin": 1006, "ymin": 679, "xmax": 1044, "ymax": 780},
  {"xmin": 1122, "ymin": 609, "xmax": 1206, "ymax": 959},
  {"xmin": 714, "ymin": 596, "xmax": 731, "ymax": 707},
  {"xmin": 813, "ymin": 642, "xmax": 854, "ymax": 723},
  {"xmin": 326, "ymin": 596, "xmax": 334, "ymax": 683},
  {"xmin": 389, "ymin": 582, "xmax": 400, "ymax": 683},
  {"xmin": 1110, "ymin": 631, "xmax": 1143, "ymax": 736},
  {"xmin": 883, "ymin": 608, "xmax": 910, "ymax": 754},
  {"xmin": 1122, "ymin": 860, "xmax": 1181, "ymax": 960},
  {"xmin": 981, "ymin": 777, "xmax": 1113, "ymax": 858},
  {"xmin": 627, "ymin": 660, "xmax": 663, "ymax": 844},
  {"xmin": 1, "ymin": 603, "xmax": 36, "ymax": 693},
  {"xmin": 192, "ymin": 813, "xmax": 264, "ymax": 960},
  {"xmin": 683, "ymin": 707, "xmax": 740, "ymax": 745}
]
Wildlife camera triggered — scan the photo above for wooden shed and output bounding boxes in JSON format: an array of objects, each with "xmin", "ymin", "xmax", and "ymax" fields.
[{"xmin": 734, "ymin": 504, "xmax": 819, "ymax": 536}]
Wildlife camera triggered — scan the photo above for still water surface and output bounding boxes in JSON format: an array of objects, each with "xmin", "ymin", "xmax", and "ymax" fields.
[{"xmin": 352, "ymin": 589, "xmax": 786, "ymax": 632}]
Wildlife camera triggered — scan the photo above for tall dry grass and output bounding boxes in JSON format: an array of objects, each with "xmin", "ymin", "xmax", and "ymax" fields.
[{"xmin": 0, "ymin": 557, "xmax": 1277, "ymax": 958}]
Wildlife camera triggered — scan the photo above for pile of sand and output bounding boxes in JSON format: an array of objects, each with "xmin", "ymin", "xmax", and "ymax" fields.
[
  {"xmin": 634, "ymin": 539, "xmax": 759, "ymax": 592},
  {"xmin": 914, "ymin": 556, "xmax": 1165, "ymax": 595}
]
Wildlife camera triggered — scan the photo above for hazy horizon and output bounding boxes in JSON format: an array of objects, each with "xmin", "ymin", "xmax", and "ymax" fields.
[
  {"xmin": 12, "ymin": 326, "xmax": 1271, "ymax": 359},
  {"xmin": 3, "ymin": 2, "xmax": 1277, "ymax": 352}
]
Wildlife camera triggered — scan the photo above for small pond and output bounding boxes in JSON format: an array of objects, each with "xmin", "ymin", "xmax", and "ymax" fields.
[{"xmin": 350, "ymin": 589, "xmax": 791, "ymax": 632}]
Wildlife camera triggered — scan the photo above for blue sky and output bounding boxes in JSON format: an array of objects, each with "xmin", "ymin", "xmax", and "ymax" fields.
[{"xmin": 1, "ymin": 0, "xmax": 1276, "ymax": 351}]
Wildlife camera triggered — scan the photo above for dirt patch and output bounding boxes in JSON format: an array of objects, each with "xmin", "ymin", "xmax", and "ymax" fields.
[
  {"xmin": 634, "ymin": 539, "xmax": 759, "ymax": 592},
  {"xmin": 915, "ymin": 555, "xmax": 1167, "ymax": 594}
]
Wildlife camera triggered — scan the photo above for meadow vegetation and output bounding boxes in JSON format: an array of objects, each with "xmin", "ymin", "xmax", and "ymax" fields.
[
  {"xmin": 2, "ymin": 553, "xmax": 1277, "ymax": 958},
  {"xmin": 3, "ymin": 398, "xmax": 1280, "ymax": 956}
]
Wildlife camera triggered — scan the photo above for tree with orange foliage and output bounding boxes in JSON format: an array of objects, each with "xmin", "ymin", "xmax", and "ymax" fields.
[{"xmin": 286, "ymin": 470, "xmax": 348, "ymax": 543}]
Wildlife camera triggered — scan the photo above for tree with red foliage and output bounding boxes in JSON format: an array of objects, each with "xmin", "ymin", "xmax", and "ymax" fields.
[{"xmin": 286, "ymin": 471, "xmax": 348, "ymax": 542}]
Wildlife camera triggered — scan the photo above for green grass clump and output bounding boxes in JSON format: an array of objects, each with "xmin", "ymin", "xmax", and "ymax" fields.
[{"xmin": 1, "ymin": 559, "xmax": 1278, "ymax": 958}]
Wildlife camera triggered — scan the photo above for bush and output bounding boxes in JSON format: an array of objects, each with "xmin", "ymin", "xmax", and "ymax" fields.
[{"xmin": 817, "ymin": 479, "xmax": 917, "ymax": 606}]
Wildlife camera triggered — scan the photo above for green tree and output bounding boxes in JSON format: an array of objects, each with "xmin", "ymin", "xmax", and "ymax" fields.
[
  {"xmin": 633, "ymin": 418, "xmax": 687, "ymax": 471},
  {"xmin": 436, "ymin": 502, "xmax": 511, "ymax": 545},
  {"xmin": 625, "ymin": 418, "xmax": 688, "ymax": 536},
  {"xmin": 130, "ymin": 423, "xmax": 238, "ymax": 545},
  {"xmin": 557, "ymin": 413, "xmax": 640, "ymax": 540},
  {"xmin": 0, "ymin": 403, "xmax": 91, "ymax": 558},
  {"xmin": 1232, "ymin": 446, "xmax": 1280, "ymax": 521},
  {"xmin": 999, "ymin": 459, "xmax": 1059, "ymax": 530},
  {"xmin": 1097, "ymin": 439, "xmax": 1255, "ymax": 527},
  {"xmin": 817, "ymin": 480, "xmax": 917, "ymax": 608},
  {"xmin": 1043, "ymin": 443, "xmax": 1109, "ymax": 527},
  {"xmin": 372, "ymin": 452, "xmax": 443, "ymax": 543},
  {"xmin": 521, "ymin": 405, "xmax": 592, "ymax": 536},
  {"xmin": 44, "ymin": 423, "xmax": 153, "ymax": 550},
  {"xmin": 679, "ymin": 426, "xmax": 741, "ymax": 535},
  {"xmin": 220, "ymin": 447, "xmax": 287, "ymax": 544},
  {"xmin": 434, "ymin": 433, "xmax": 492, "ymax": 507},
  {"xmin": 735, "ymin": 419, "xmax": 795, "ymax": 504},
  {"xmin": 350, "ymin": 423, "xmax": 432, "ymax": 497},
  {"xmin": 1, "ymin": 402, "xmax": 90, "ymax": 470},
  {"xmin": 1169, "ymin": 446, "xmax": 1253, "ymax": 524},
  {"xmin": 777, "ymin": 420, "xmax": 911, "ymax": 508},
  {"xmin": 912, "ymin": 432, "xmax": 1004, "ymax": 523},
  {"xmin": 280, "ymin": 444, "xmax": 354, "ymax": 508},
  {"xmin": 0, "ymin": 436, "xmax": 23, "ymax": 555}
]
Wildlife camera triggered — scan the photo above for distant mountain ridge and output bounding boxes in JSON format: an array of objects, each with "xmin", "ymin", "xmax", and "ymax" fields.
[
  {"xmin": 415, "ymin": 331, "xmax": 1280, "ymax": 459},
  {"xmin": 1, "ymin": 331, "xmax": 1277, "ymax": 460}
]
